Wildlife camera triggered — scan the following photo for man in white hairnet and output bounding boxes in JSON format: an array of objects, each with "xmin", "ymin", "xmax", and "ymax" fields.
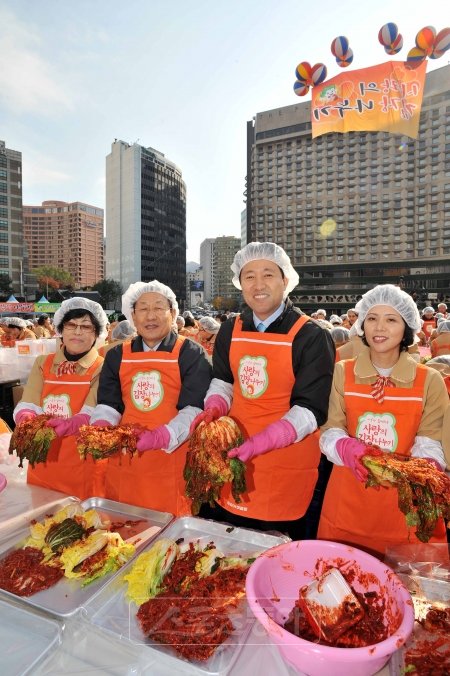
[
  {"xmin": 191, "ymin": 242, "xmax": 335, "ymax": 540},
  {"xmin": 90, "ymin": 280, "xmax": 212, "ymax": 515}
]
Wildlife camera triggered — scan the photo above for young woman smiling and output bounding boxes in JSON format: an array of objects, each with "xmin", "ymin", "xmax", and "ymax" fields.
[{"xmin": 318, "ymin": 284, "xmax": 449, "ymax": 556}]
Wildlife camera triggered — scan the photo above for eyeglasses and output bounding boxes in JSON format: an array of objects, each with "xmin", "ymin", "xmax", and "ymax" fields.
[
  {"xmin": 63, "ymin": 321, "xmax": 95, "ymax": 334},
  {"xmin": 133, "ymin": 305, "xmax": 171, "ymax": 316}
]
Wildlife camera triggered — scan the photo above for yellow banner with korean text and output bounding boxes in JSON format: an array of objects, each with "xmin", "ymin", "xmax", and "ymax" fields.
[{"xmin": 311, "ymin": 61, "xmax": 427, "ymax": 139}]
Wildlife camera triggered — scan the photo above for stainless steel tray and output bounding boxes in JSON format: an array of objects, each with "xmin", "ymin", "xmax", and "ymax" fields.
[
  {"xmin": 0, "ymin": 496, "xmax": 173, "ymax": 618},
  {"xmin": 84, "ymin": 515, "xmax": 290, "ymax": 676},
  {"xmin": 0, "ymin": 598, "xmax": 61, "ymax": 675}
]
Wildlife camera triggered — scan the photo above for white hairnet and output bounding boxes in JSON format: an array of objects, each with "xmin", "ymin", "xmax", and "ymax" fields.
[
  {"xmin": 122, "ymin": 281, "xmax": 179, "ymax": 328},
  {"xmin": 316, "ymin": 319, "xmax": 333, "ymax": 330},
  {"xmin": 7, "ymin": 317, "xmax": 26, "ymax": 329},
  {"xmin": 331, "ymin": 327, "xmax": 350, "ymax": 344},
  {"xmin": 355, "ymin": 285, "xmax": 421, "ymax": 335},
  {"xmin": 53, "ymin": 297, "xmax": 109, "ymax": 340},
  {"xmin": 231, "ymin": 242, "xmax": 299, "ymax": 297},
  {"xmin": 316, "ymin": 309, "xmax": 327, "ymax": 317},
  {"xmin": 329, "ymin": 314, "xmax": 342, "ymax": 325},
  {"xmin": 182, "ymin": 310, "xmax": 194, "ymax": 320},
  {"xmin": 111, "ymin": 320, "xmax": 135, "ymax": 341},
  {"xmin": 422, "ymin": 306, "xmax": 434, "ymax": 315},
  {"xmin": 176, "ymin": 315, "xmax": 185, "ymax": 327},
  {"xmin": 198, "ymin": 316, "xmax": 221, "ymax": 334},
  {"xmin": 437, "ymin": 320, "xmax": 450, "ymax": 334},
  {"xmin": 437, "ymin": 303, "xmax": 447, "ymax": 310}
]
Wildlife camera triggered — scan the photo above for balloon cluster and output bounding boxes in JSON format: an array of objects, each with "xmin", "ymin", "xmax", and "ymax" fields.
[
  {"xmin": 407, "ymin": 26, "xmax": 450, "ymax": 63},
  {"xmin": 378, "ymin": 22, "xmax": 403, "ymax": 55},
  {"xmin": 331, "ymin": 36, "xmax": 353, "ymax": 68},
  {"xmin": 293, "ymin": 61, "xmax": 327, "ymax": 97}
]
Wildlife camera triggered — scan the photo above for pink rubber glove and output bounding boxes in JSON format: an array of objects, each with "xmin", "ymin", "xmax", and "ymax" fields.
[
  {"xmin": 15, "ymin": 409, "xmax": 37, "ymax": 425},
  {"xmin": 228, "ymin": 419, "xmax": 296, "ymax": 463},
  {"xmin": 136, "ymin": 425, "xmax": 171, "ymax": 452},
  {"xmin": 92, "ymin": 419, "xmax": 113, "ymax": 428},
  {"xmin": 336, "ymin": 437, "xmax": 370, "ymax": 482},
  {"xmin": 47, "ymin": 413, "xmax": 90, "ymax": 437},
  {"xmin": 189, "ymin": 395, "xmax": 228, "ymax": 434}
]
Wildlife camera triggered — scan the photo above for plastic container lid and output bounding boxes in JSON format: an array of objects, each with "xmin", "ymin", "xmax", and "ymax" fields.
[{"xmin": 0, "ymin": 599, "xmax": 61, "ymax": 674}]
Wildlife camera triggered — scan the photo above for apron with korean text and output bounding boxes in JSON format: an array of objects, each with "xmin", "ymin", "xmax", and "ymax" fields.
[
  {"xmin": 422, "ymin": 319, "xmax": 436, "ymax": 339},
  {"xmin": 218, "ymin": 316, "xmax": 321, "ymax": 521},
  {"xmin": 318, "ymin": 360, "xmax": 446, "ymax": 555},
  {"xmin": 104, "ymin": 338, "xmax": 190, "ymax": 516},
  {"xmin": 27, "ymin": 353, "xmax": 105, "ymax": 500}
]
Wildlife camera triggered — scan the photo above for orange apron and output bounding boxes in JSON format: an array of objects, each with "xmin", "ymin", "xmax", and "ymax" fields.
[
  {"xmin": 430, "ymin": 338, "xmax": 450, "ymax": 358},
  {"xmin": 318, "ymin": 360, "xmax": 446, "ymax": 555},
  {"xmin": 104, "ymin": 338, "xmax": 190, "ymax": 516},
  {"xmin": 422, "ymin": 319, "xmax": 436, "ymax": 339},
  {"xmin": 0, "ymin": 418, "xmax": 11, "ymax": 433},
  {"xmin": 27, "ymin": 353, "xmax": 105, "ymax": 500},
  {"xmin": 218, "ymin": 316, "xmax": 321, "ymax": 521}
]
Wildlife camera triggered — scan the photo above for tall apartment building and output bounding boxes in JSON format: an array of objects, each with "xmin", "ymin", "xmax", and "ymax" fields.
[
  {"xmin": 213, "ymin": 236, "xmax": 241, "ymax": 300},
  {"xmin": 106, "ymin": 140, "xmax": 186, "ymax": 303},
  {"xmin": 0, "ymin": 140, "xmax": 31, "ymax": 297},
  {"xmin": 200, "ymin": 236, "xmax": 241, "ymax": 303},
  {"xmin": 246, "ymin": 64, "xmax": 450, "ymax": 313},
  {"xmin": 23, "ymin": 200, "xmax": 104, "ymax": 288}
]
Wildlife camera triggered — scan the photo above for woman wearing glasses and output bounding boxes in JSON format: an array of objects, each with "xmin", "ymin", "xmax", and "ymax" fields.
[{"xmin": 13, "ymin": 298, "xmax": 108, "ymax": 498}]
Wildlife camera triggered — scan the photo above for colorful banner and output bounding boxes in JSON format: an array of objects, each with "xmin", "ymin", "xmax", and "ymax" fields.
[
  {"xmin": 34, "ymin": 303, "xmax": 61, "ymax": 313},
  {"xmin": 0, "ymin": 302, "xmax": 61, "ymax": 313},
  {"xmin": 0, "ymin": 302, "xmax": 35, "ymax": 313},
  {"xmin": 311, "ymin": 60, "xmax": 427, "ymax": 139}
]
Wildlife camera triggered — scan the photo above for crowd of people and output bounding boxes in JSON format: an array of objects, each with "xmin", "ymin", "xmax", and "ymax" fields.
[{"xmin": 2, "ymin": 240, "xmax": 449, "ymax": 559}]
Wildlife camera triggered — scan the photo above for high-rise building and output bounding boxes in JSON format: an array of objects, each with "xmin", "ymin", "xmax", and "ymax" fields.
[
  {"xmin": 23, "ymin": 200, "xmax": 104, "ymax": 288},
  {"xmin": 213, "ymin": 236, "xmax": 241, "ymax": 301},
  {"xmin": 200, "ymin": 238, "xmax": 215, "ymax": 302},
  {"xmin": 0, "ymin": 140, "xmax": 31, "ymax": 297},
  {"xmin": 106, "ymin": 140, "xmax": 186, "ymax": 303},
  {"xmin": 200, "ymin": 236, "xmax": 241, "ymax": 303},
  {"xmin": 246, "ymin": 64, "xmax": 450, "ymax": 312}
]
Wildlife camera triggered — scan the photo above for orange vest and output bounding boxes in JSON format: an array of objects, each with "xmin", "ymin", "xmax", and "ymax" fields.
[
  {"xmin": 422, "ymin": 319, "xmax": 436, "ymax": 338},
  {"xmin": 318, "ymin": 360, "xmax": 446, "ymax": 555},
  {"xmin": 104, "ymin": 338, "xmax": 190, "ymax": 516},
  {"xmin": 27, "ymin": 353, "xmax": 105, "ymax": 500},
  {"xmin": 430, "ymin": 335, "xmax": 450, "ymax": 357},
  {"xmin": 217, "ymin": 316, "xmax": 321, "ymax": 521}
]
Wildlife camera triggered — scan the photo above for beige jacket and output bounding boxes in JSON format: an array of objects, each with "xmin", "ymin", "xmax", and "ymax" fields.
[
  {"xmin": 17, "ymin": 347, "xmax": 103, "ymax": 410},
  {"xmin": 323, "ymin": 348, "xmax": 450, "ymax": 465}
]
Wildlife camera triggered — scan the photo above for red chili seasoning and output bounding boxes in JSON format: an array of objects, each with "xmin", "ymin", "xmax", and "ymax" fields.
[{"xmin": 0, "ymin": 547, "xmax": 64, "ymax": 596}]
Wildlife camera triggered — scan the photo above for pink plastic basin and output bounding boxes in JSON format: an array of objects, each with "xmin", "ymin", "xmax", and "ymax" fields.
[{"xmin": 246, "ymin": 539, "xmax": 414, "ymax": 676}]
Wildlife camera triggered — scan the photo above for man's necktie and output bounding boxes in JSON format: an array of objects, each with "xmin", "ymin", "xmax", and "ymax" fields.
[{"xmin": 256, "ymin": 322, "xmax": 265, "ymax": 332}]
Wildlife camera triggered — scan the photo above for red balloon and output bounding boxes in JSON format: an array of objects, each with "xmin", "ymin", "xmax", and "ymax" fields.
[{"xmin": 415, "ymin": 26, "xmax": 436, "ymax": 55}]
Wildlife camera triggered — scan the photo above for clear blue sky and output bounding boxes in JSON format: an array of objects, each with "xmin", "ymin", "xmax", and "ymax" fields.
[{"xmin": 1, "ymin": 0, "xmax": 448, "ymax": 263}]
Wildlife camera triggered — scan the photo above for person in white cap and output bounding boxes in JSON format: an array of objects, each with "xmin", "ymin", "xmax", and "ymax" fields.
[
  {"xmin": 90, "ymin": 280, "xmax": 212, "ymax": 515},
  {"xmin": 3, "ymin": 316, "xmax": 36, "ymax": 343},
  {"xmin": 316, "ymin": 308, "xmax": 327, "ymax": 319},
  {"xmin": 430, "ymin": 319, "xmax": 450, "ymax": 358},
  {"xmin": 13, "ymin": 298, "xmax": 109, "ymax": 498},
  {"xmin": 191, "ymin": 242, "xmax": 335, "ymax": 540},
  {"xmin": 196, "ymin": 315, "xmax": 221, "ymax": 357},
  {"xmin": 318, "ymin": 284, "xmax": 449, "ymax": 556},
  {"xmin": 437, "ymin": 302, "xmax": 447, "ymax": 318},
  {"xmin": 421, "ymin": 306, "xmax": 436, "ymax": 344}
]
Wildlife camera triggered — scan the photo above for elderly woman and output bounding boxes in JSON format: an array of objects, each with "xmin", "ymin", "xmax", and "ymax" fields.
[
  {"xmin": 318, "ymin": 284, "xmax": 449, "ymax": 556},
  {"xmin": 2, "ymin": 317, "xmax": 36, "ymax": 345},
  {"xmin": 13, "ymin": 298, "xmax": 108, "ymax": 498},
  {"xmin": 196, "ymin": 316, "xmax": 221, "ymax": 356}
]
